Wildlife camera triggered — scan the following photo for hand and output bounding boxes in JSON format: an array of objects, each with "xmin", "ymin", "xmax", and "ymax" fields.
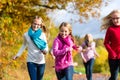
[
  {"xmin": 82, "ymin": 49, "xmax": 86, "ymax": 53},
  {"xmin": 12, "ymin": 55, "xmax": 18, "ymax": 60},
  {"xmin": 41, "ymin": 50, "xmax": 47, "ymax": 55},
  {"xmin": 77, "ymin": 46, "xmax": 82, "ymax": 52},
  {"xmin": 96, "ymin": 53, "xmax": 100, "ymax": 58},
  {"xmin": 83, "ymin": 59, "xmax": 87, "ymax": 63},
  {"xmin": 73, "ymin": 62, "xmax": 78, "ymax": 66},
  {"xmin": 86, "ymin": 47, "xmax": 91, "ymax": 51},
  {"xmin": 70, "ymin": 47, "xmax": 73, "ymax": 51},
  {"xmin": 65, "ymin": 47, "xmax": 73, "ymax": 52}
]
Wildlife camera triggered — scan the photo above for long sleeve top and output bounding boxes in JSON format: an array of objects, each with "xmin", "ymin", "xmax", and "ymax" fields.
[
  {"xmin": 52, "ymin": 36, "xmax": 75, "ymax": 71},
  {"xmin": 15, "ymin": 32, "xmax": 48, "ymax": 64},
  {"xmin": 81, "ymin": 41, "xmax": 97, "ymax": 62},
  {"xmin": 104, "ymin": 26, "xmax": 120, "ymax": 59}
]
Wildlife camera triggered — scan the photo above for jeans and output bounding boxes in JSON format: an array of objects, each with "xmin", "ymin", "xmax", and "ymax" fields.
[
  {"xmin": 27, "ymin": 62, "xmax": 45, "ymax": 80},
  {"xmin": 108, "ymin": 59, "xmax": 120, "ymax": 80},
  {"xmin": 84, "ymin": 58, "xmax": 94, "ymax": 80},
  {"xmin": 55, "ymin": 66, "xmax": 73, "ymax": 80}
]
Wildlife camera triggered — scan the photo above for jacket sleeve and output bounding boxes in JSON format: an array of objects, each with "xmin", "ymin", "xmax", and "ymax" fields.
[
  {"xmin": 52, "ymin": 38, "xmax": 70, "ymax": 57},
  {"xmin": 91, "ymin": 42, "xmax": 99, "ymax": 57},
  {"xmin": 104, "ymin": 28, "xmax": 116, "ymax": 58},
  {"xmin": 16, "ymin": 34, "xmax": 27, "ymax": 57}
]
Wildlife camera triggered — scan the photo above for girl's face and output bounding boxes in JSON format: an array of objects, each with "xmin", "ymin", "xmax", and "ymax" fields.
[
  {"xmin": 32, "ymin": 19, "xmax": 42, "ymax": 31},
  {"xmin": 59, "ymin": 26, "xmax": 70, "ymax": 38},
  {"xmin": 111, "ymin": 12, "xmax": 120, "ymax": 26}
]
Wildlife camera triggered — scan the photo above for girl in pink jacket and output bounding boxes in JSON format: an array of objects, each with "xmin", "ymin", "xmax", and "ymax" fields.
[{"xmin": 52, "ymin": 22, "xmax": 81, "ymax": 80}]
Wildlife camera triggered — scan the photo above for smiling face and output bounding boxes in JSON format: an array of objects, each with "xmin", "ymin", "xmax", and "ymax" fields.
[
  {"xmin": 59, "ymin": 26, "xmax": 70, "ymax": 38},
  {"xmin": 31, "ymin": 18, "xmax": 42, "ymax": 31},
  {"xmin": 59, "ymin": 22, "xmax": 72, "ymax": 38},
  {"xmin": 111, "ymin": 12, "xmax": 120, "ymax": 26}
]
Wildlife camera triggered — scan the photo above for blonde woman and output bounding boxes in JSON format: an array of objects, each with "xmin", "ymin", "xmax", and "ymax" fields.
[
  {"xmin": 80, "ymin": 34, "xmax": 99, "ymax": 80},
  {"xmin": 101, "ymin": 10, "xmax": 120, "ymax": 80}
]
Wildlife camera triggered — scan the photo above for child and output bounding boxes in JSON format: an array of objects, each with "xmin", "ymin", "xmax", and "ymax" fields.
[
  {"xmin": 80, "ymin": 34, "xmax": 99, "ymax": 80},
  {"xmin": 13, "ymin": 16, "xmax": 48, "ymax": 80},
  {"xmin": 52, "ymin": 22, "xmax": 81, "ymax": 80},
  {"xmin": 101, "ymin": 10, "xmax": 120, "ymax": 80}
]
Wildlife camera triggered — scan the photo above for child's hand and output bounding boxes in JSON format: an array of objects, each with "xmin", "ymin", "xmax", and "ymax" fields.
[
  {"xmin": 70, "ymin": 47, "xmax": 73, "ymax": 51},
  {"xmin": 75, "ymin": 46, "xmax": 82, "ymax": 53},
  {"xmin": 86, "ymin": 47, "xmax": 92, "ymax": 50},
  {"xmin": 83, "ymin": 59, "xmax": 87, "ymax": 63},
  {"xmin": 65, "ymin": 46, "xmax": 73, "ymax": 52},
  {"xmin": 77, "ymin": 46, "xmax": 82, "ymax": 52},
  {"xmin": 41, "ymin": 50, "xmax": 47, "ymax": 55},
  {"xmin": 73, "ymin": 62, "xmax": 78, "ymax": 66},
  {"xmin": 96, "ymin": 52, "xmax": 100, "ymax": 58},
  {"xmin": 12, "ymin": 55, "xmax": 18, "ymax": 60}
]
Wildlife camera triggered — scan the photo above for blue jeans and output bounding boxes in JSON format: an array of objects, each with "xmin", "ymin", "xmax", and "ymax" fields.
[
  {"xmin": 108, "ymin": 59, "xmax": 120, "ymax": 80},
  {"xmin": 55, "ymin": 66, "xmax": 73, "ymax": 80},
  {"xmin": 83, "ymin": 58, "xmax": 94, "ymax": 80},
  {"xmin": 27, "ymin": 62, "xmax": 45, "ymax": 80}
]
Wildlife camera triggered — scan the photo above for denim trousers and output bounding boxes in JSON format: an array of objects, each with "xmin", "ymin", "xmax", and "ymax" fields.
[
  {"xmin": 55, "ymin": 66, "xmax": 73, "ymax": 80},
  {"xmin": 27, "ymin": 62, "xmax": 45, "ymax": 80},
  {"xmin": 83, "ymin": 58, "xmax": 94, "ymax": 80},
  {"xmin": 108, "ymin": 59, "xmax": 120, "ymax": 80}
]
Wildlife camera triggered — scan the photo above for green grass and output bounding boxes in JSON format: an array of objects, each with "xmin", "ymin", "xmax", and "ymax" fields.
[{"xmin": 74, "ymin": 66, "xmax": 85, "ymax": 74}]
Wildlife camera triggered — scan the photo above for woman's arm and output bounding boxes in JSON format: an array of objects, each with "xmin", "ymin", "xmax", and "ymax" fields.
[
  {"xmin": 104, "ymin": 28, "xmax": 116, "ymax": 58},
  {"xmin": 40, "ymin": 32, "xmax": 49, "ymax": 55},
  {"xmin": 13, "ymin": 35, "xmax": 27, "ymax": 60},
  {"xmin": 80, "ymin": 52, "xmax": 87, "ymax": 63}
]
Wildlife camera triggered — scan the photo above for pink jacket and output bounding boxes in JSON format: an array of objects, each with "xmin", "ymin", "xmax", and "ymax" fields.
[{"xmin": 52, "ymin": 36, "xmax": 75, "ymax": 71}]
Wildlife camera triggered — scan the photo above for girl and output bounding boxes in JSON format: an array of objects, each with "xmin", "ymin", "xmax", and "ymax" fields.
[
  {"xmin": 52, "ymin": 22, "xmax": 81, "ymax": 80},
  {"xmin": 101, "ymin": 10, "xmax": 120, "ymax": 80},
  {"xmin": 13, "ymin": 16, "xmax": 48, "ymax": 80},
  {"xmin": 80, "ymin": 34, "xmax": 99, "ymax": 80}
]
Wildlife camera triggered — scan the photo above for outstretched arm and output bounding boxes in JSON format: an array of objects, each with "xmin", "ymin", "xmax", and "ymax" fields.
[{"xmin": 13, "ymin": 35, "xmax": 27, "ymax": 60}]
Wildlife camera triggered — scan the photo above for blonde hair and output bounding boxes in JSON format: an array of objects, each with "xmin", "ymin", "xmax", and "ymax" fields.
[
  {"xmin": 33, "ymin": 16, "xmax": 47, "ymax": 33},
  {"xmin": 101, "ymin": 10, "xmax": 120, "ymax": 30},
  {"xmin": 59, "ymin": 22, "xmax": 74, "ymax": 42},
  {"xmin": 84, "ymin": 34, "xmax": 93, "ymax": 43}
]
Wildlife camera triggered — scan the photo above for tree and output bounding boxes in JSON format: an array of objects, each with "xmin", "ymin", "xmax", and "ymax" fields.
[
  {"xmin": 0, "ymin": 0, "xmax": 110, "ymax": 46},
  {"xmin": 0, "ymin": 0, "xmax": 110, "ymax": 24}
]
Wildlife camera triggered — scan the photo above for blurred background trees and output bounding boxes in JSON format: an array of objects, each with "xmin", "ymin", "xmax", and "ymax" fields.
[{"xmin": 0, "ymin": 0, "xmax": 109, "ymax": 79}]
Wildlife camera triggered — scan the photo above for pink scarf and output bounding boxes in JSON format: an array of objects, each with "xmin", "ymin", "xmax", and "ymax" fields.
[{"xmin": 58, "ymin": 34, "xmax": 78, "ymax": 50}]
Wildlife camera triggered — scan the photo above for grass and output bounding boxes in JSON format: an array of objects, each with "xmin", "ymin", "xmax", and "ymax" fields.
[{"xmin": 74, "ymin": 66, "xmax": 85, "ymax": 74}]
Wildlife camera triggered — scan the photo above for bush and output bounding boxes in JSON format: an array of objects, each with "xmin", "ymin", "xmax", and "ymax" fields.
[{"xmin": 93, "ymin": 46, "xmax": 109, "ymax": 73}]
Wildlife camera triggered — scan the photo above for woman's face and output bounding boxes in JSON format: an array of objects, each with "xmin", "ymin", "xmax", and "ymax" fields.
[
  {"xmin": 59, "ymin": 26, "xmax": 70, "ymax": 38},
  {"xmin": 32, "ymin": 19, "xmax": 42, "ymax": 31},
  {"xmin": 111, "ymin": 12, "xmax": 120, "ymax": 26},
  {"xmin": 86, "ymin": 34, "xmax": 93, "ymax": 42}
]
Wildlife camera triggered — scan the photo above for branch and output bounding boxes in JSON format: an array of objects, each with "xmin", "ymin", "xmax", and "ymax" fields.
[{"xmin": 38, "ymin": 4, "xmax": 65, "ymax": 9}]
